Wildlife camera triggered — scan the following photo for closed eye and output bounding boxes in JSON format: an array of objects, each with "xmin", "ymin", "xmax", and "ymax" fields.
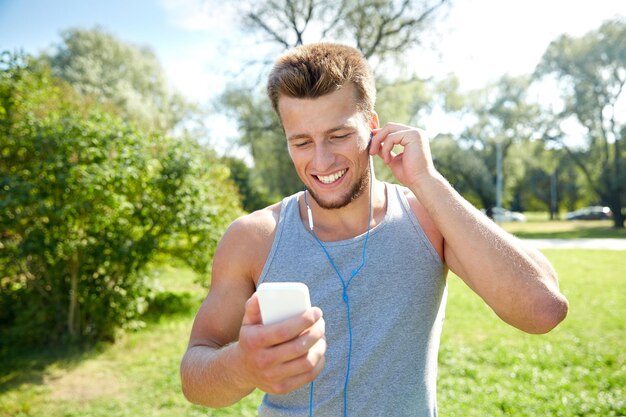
[{"xmin": 293, "ymin": 140, "xmax": 312, "ymax": 148}]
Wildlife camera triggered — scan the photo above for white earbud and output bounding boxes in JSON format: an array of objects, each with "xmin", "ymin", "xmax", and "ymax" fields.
[
  {"xmin": 307, "ymin": 204, "xmax": 314, "ymax": 230},
  {"xmin": 304, "ymin": 188, "xmax": 314, "ymax": 230}
]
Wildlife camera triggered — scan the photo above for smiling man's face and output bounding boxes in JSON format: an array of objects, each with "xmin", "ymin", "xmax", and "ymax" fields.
[{"xmin": 278, "ymin": 84, "xmax": 376, "ymax": 209}]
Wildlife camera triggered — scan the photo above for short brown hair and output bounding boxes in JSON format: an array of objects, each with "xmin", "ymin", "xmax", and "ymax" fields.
[{"xmin": 267, "ymin": 43, "xmax": 376, "ymax": 118}]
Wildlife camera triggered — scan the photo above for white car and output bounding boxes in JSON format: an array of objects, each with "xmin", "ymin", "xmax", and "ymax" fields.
[
  {"xmin": 489, "ymin": 207, "xmax": 527, "ymax": 222},
  {"xmin": 565, "ymin": 206, "xmax": 612, "ymax": 220}
]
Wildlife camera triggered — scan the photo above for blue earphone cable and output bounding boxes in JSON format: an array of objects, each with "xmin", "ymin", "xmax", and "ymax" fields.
[{"xmin": 304, "ymin": 155, "xmax": 373, "ymax": 417}]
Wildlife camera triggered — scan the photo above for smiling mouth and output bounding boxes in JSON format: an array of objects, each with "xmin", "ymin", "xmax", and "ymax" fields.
[{"xmin": 316, "ymin": 169, "xmax": 347, "ymax": 184}]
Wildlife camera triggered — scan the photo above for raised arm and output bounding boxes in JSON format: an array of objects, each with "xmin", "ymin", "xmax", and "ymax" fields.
[{"xmin": 370, "ymin": 123, "xmax": 568, "ymax": 334}]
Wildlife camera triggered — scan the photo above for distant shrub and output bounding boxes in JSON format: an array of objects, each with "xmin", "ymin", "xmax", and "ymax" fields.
[{"xmin": 143, "ymin": 291, "xmax": 200, "ymax": 320}]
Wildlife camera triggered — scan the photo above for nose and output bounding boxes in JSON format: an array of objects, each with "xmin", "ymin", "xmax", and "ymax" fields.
[{"xmin": 312, "ymin": 141, "xmax": 335, "ymax": 172}]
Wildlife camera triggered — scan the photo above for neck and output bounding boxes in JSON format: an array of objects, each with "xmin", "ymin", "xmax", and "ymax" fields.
[{"xmin": 302, "ymin": 178, "xmax": 386, "ymax": 241}]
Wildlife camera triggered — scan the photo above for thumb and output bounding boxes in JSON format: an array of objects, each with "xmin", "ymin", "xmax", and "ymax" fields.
[{"xmin": 241, "ymin": 292, "xmax": 263, "ymax": 326}]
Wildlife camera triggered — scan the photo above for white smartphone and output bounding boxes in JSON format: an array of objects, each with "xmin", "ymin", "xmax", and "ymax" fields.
[{"xmin": 257, "ymin": 282, "xmax": 311, "ymax": 325}]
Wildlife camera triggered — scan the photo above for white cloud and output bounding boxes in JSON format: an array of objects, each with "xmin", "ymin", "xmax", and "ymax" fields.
[
  {"xmin": 163, "ymin": 45, "xmax": 222, "ymax": 102},
  {"xmin": 158, "ymin": 0, "xmax": 275, "ymax": 103},
  {"xmin": 159, "ymin": 0, "xmax": 239, "ymax": 32},
  {"xmin": 416, "ymin": 0, "xmax": 625, "ymax": 91}
]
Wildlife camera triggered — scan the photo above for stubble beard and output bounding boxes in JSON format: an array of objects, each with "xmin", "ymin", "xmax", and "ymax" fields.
[{"xmin": 307, "ymin": 163, "xmax": 371, "ymax": 210}]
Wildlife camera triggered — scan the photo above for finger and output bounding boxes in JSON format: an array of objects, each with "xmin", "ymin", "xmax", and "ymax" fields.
[
  {"xmin": 371, "ymin": 124, "xmax": 410, "ymax": 159},
  {"xmin": 369, "ymin": 127, "xmax": 383, "ymax": 155},
  {"xmin": 282, "ymin": 345, "xmax": 327, "ymax": 389},
  {"xmin": 257, "ymin": 307, "xmax": 323, "ymax": 347},
  {"xmin": 264, "ymin": 334, "xmax": 327, "ymax": 381},
  {"xmin": 269, "ymin": 317, "xmax": 326, "ymax": 364},
  {"xmin": 241, "ymin": 293, "xmax": 262, "ymax": 326},
  {"xmin": 380, "ymin": 130, "xmax": 408, "ymax": 164},
  {"xmin": 250, "ymin": 317, "xmax": 325, "ymax": 386},
  {"xmin": 264, "ymin": 341, "xmax": 327, "ymax": 394},
  {"xmin": 370, "ymin": 125, "xmax": 399, "ymax": 155},
  {"xmin": 386, "ymin": 150, "xmax": 403, "ymax": 170}
]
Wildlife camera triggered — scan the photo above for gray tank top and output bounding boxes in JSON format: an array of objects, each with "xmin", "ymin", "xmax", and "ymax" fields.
[{"xmin": 257, "ymin": 183, "xmax": 447, "ymax": 417}]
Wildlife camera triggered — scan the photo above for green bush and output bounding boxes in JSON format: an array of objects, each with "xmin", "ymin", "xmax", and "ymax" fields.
[
  {"xmin": 0, "ymin": 52, "xmax": 242, "ymax": 346},
  {"xmin": 143, "ymin": 291, "xmax": 200, "ymax": 319}
]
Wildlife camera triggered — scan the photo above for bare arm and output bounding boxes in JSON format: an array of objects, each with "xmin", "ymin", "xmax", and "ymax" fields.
[
  {"xmin": 179, "ymin": 215, "xmax": 258, "ymax": 407},
  {"xmin": 370, "ymin": 123, "xmax": 568, "ymax": 334},
  {"xmin": 411, "ymin": 173, "xmax": 567, "ymax": 333},
  {"xmin": 180, "ymin": 209, "xmax": 326, "ymax": 408}
]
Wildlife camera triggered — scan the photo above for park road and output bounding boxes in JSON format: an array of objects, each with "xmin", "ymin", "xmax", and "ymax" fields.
[{"xmin": 522, "ymin": 238, "xmax": 626, "ymax": 250}]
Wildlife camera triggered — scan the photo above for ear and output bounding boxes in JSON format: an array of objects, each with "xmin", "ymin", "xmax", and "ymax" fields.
[{"xmin": 369, "ymin": 111, "xmax": 380, "ymax": 130}]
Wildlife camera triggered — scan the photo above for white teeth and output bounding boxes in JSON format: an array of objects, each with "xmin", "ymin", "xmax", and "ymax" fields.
[{"xmin": 317, "ymin": 169, "xmax": 346, "ymax": 184}]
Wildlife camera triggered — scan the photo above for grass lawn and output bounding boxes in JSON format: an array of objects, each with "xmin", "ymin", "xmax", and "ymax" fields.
[
  {"xmin": 438, "ymin": 250, "xmax": 624, "ymax": 416},
  {"xmin": 500, "ymin": 218, "xmax": 625, "ymax": 239},
  {"xmin": 1, "ymin": 250, "xmax": 624, "ymax": 416}
]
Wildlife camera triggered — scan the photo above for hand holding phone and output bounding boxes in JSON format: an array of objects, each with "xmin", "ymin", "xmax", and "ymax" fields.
[
  {"xmin": 257, "ymin": 282, "xmax": 311, "ymax": 325},
  {"xmin": 237, "ymin": 282, "xmax": 325, "ymax": 395}
]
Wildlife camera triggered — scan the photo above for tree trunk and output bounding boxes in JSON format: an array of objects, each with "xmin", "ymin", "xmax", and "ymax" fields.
[
  {"xmin": 610, "ymin": 195, "xmax": 624, "ymax": 229},
  {"xmin": 611, "ymin": 136, "xmax": 624, "ymax": 229},
  {"xmin": 68, "ymin": 250, "xmax": 80, "ymax": 339},
  {"xmin": 612, "ymin": 210, "xmax": 624, "ymax": 229}
]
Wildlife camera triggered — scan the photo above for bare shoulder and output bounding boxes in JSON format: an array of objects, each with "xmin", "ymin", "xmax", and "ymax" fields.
[
  {"xmin": 187, "ymin": 202, "xmax": 282, "ymax": 348},
  {"xmin": 226, "ymin": 202, "xmax": 281, "ymax": 245},
  {"xmin": 400, "ymin": 185, "xmax": 444, "ymax": 261},
  {"xmin": 215, "ymin": 201, "xmax": 282, "ymax": 282}
]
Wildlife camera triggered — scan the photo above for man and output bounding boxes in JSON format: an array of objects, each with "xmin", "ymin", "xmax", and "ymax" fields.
[{"xmin": 180, "ymin": 43, "xmax": 568, "ymax": 416}]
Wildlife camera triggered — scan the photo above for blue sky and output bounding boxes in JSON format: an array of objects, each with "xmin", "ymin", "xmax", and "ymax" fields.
[
  {"xmin": 1, "ymin": 0, "xmax": 170, "ymax": 50},
  {"xmin": 0, "ymin": 0, "xmax": 236, "ymax": 102},
  {"xmin": 1, "ymin": 0, "xmax": 624, "ymax": 150}
]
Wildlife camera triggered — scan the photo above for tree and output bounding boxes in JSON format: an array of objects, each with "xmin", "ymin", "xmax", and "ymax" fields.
[
  {"xmin": 241, "ymin": 0, "xmax": 449, "ymax": 59},
  {"xmin": 0, "ymin": 52, "xmax": 242, "ymax": 346},
  {"xmin": 535, "ymin": 19, "xmax": 626, "ymax": 228},
  {"xmin": 432, "ymin": 75, "xmax": 540, "ymax": 210},
  {"xmin": 220, "ymin": 86, "xmax": 301, "ymax": 199},
  {"xmin": 46, "ymin": 27, "xmax": 192, "ymax": 133},
  {"xmin": 430, "ymin": 134, "xmax": 493, "ymax": 209},
  {"xmin": 513, "ymin": 141, "xmax": 583, "ymax": 218},
  {"xmin": 222, "ymin": 156, "xmax": 275, "ymax": 212},
  {"xmin": 221, "ymin": 0, "xmax": 450, "ymax": 199}
]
